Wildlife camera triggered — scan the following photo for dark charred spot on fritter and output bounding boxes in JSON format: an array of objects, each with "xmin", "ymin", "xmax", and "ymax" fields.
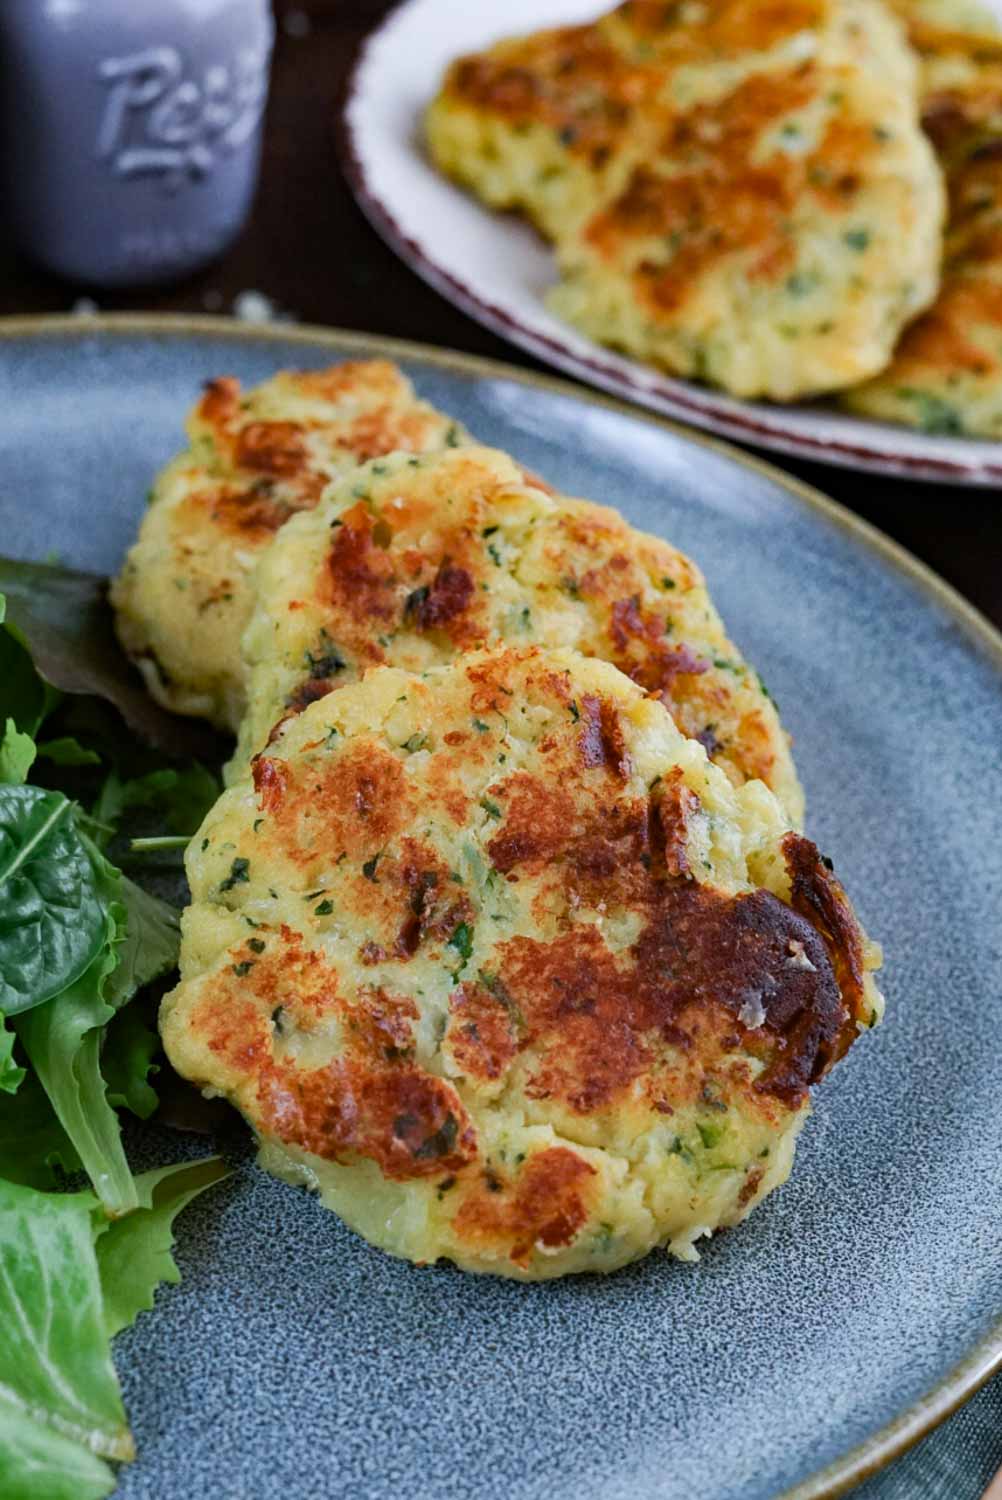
[
  {"xmin": 256, "ymin": 984, "xmax": 477, "ymax": 1180},
  {"xmin": 284, "ymin": 677, "xmax": 336, "ymax": 715},
  {"xmin": 452, "ymin": 1146, "xmax": 596, "ymax": 1265},
  {"xmin": 197, "ymin": 375, "xmax": 242, "ymax": 433},
  {"xmin": 486, "ymin": 769, "xmax": 577, "ymax": 876},
  {"xmin": 478, "ymin": 761, "xmax": 858, "ymax": 1111},
  {"xmin": 252, "ymin": 754, "xmax": 290, "ymax": 813},
  {"xmin": 403, "ymin": 560, "xmax": 476, "ymax": 633},
  {"xmin": 578, "ymin": 694, "xmax": 632, "ymax": 779},
  {"xmin": 446, "ymin": 975, "xmax": 521, "ymax": 1080},
  {"xmin": 234, "ymin": 420, "xmax": 309, "ymax": 478},
  {"xmin": 260, "ymin": 739, "xmax": 411, "ymax": 859},
  {"xmin": 652, "ymin": 767, "xmax": 699, "ymax": 878},
  {"xmin": 782, "ymin": 832, "xmax": 868, "ymax": 1042},
  {"xmin": 393, "ymin": 838, "xmax": 475, "ymax": 958},
  {"xmin": 608, "ymin": 594, "xmax": 710, "ymax": 695},
  {"xmin": 326, "ymin": 501, "xmax": 398, "ymax": 628},
  {"xmin": 258, "ymin": 1058, "xmax": 476, "ymax": 1180}
]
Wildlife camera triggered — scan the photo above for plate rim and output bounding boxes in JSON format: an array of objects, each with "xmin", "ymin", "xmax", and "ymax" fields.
[
  {"xmin": 338, "ymin": 0, "xmax": 1002, "ymax": 488},
  {"xmin": 2, "ymin": 309, "xmax": 999, "ymax": 1499}
]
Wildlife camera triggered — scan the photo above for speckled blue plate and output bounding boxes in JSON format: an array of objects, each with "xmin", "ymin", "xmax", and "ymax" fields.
[{"xmin": 0, "ymin": 316, "xmax": 999, "ymax": 1500}]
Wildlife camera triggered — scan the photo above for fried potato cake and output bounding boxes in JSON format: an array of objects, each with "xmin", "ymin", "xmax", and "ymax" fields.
[
  {"xmin": 110, "ymin": 363, "xmax": 464, "ymax": 731},
  {"xmin": 233, "ymin": 445, "xmax": 803, "ymax": 825},
  {"xmin": 844, "ymin": 18, "xmax": 1002, "ymax": 435},
  {"xmin": 426, "ymin": 0, "xmax": 944, "ymax": 399},
  {"xmin": 161, "ymin": 645, "xmax": 881, "ymax": 1279}
]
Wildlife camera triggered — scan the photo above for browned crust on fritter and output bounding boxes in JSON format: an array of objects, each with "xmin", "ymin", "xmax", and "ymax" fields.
[
  {"xmin": 582, "ymin": 66, "xmax": 882, "ymax": 317},
  {"xmin": 170, "ymin": 647, "xmax": 871, "ymax": 1267}
]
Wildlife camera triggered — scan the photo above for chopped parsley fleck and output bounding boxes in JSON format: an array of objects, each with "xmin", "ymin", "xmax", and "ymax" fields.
[
  {"xmin": 362, "ymin": 853, "xmax": 382, "ymax": 881},
  {"xmin": 660, "ymin": 576, "xmax": 676, "ymax": 590},
  {"xmin": 569, "ymin": 700, "xmax": 580, "ymax": 722},
  {"xmin": 896, "ymin": 388, "xmax": 964, "ymax": 435},
  {"xmin": 231, "ymin": 960, "xmax": 256, "ymax": 977},
  {"xmin": 304, "ymin": 632, "xmax": 346, "ymax": 679},
  {"xmin": 472, "ymin": 718, "xmax": 489, "ymax": 733},
  {"xmin": 487, "ymin": 543, "xmax": 502, "ymax": 567},
  {"xmin": 248, "ymin": 938, "xmax": 266, "ymax": 954},
  {"xmin": 402, "ymin": 732, "xmax": 427, "ymax": 753},
  {"xmin": 712, "ymin": 658, "xmax": 741, "ymax": 673},
  {"xmin": 253, "ymin": 818, "xmax": 263, "ymax": 833},
  {"xmin": 697, "ymin": 1122, "xmax": 724, "ymax": 1150},
  {"xmin": 445, "ymin": 424, "xmax": 463, "ymax": 448},
  {"xmin": 479, "ymin": 798, "xmax": 501, "ymax": 820},
  {"xmin": 220, "ymin": 857, "xmax": 250, "ymax": 892},
  {"xmin": 482, "ymin": 525, "xmax": 499, "ymax": 537},
  {"xmin": 448, "ymin": 922, "xmax": 474, "ymax": 962},
  {"xmin": 843, "ymin": 227, "xmax": 870, "ymax": 252},
  {"xmin": 785, "ymin": 271, "xmax": 816, "ymax": 297},
  {"xmin": 756, "ymin": 671, "xmax": 774, "ymax": 704},
  {"xmin": 201, "ymin": 837, "xmax": 209, "ymax": 852},
  {"xmin": 314, "ymin": 899, "xmax": 334, "ymax": 916}
]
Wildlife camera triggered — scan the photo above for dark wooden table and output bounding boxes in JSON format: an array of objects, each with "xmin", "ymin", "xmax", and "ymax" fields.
[{"xmin": 1, "ymin": 0, "xmax": 998, "ymax": 630}]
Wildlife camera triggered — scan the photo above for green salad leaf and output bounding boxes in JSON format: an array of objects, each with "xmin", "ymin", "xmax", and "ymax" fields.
[
  {"xmin": 0, "ymin": 595, "xmax": 57, "ymax": 739},
  {"xmin": 0, "ymin": 784, "xmax": 107, "ymax": 1016},
  {"xmin": 14, "ymin": 841, "xmax": 180, "ymax": 1216},
  {"xmin": 0, "ymin": 717, "xmax": 37, "ymax": 785},
  {"xmin": 0, "ymin": 559, "xmax": 221, "ymax": 757},
  {"xmin": 0, "ymin": 1011, "xmax": 25, "ymax": 1094},
  {"xmin": 101, "ymin": 1000, "xmax": 160, "ymax": 1121},
  {"xmin": 0, "ymin": 1067, "xmax": 80, "ymax": 1187},
  {"xmin": 36, "ymin": 736, "xmax": 103, "ymax": 768},
  {"xmin": 96, "ymin": 1157, "xmax": 229, "ymax": 1338},
  {"xmin": 0, "ymin": 1400, "xmax": 117, "ymax": 1500},
  {"xmin": 0, "ymin": 1159, "xmax": 228, "ymax": 1497},
  {"xmin": 103, "ymin": 864, "xmax": 181, "ymax": 1010},
  {"xmin": 0, "ymin": 1180, "xmax": 133, "ymax": 1463},
  {"xmin": 15, "ymin": 909, "xmax": 138, "ymax": 1217}
]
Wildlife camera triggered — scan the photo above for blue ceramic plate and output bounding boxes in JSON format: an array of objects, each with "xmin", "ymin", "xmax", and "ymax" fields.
[{"xmin": 0, "ymin": 316, "xmax": 998, "ymax": 1500}]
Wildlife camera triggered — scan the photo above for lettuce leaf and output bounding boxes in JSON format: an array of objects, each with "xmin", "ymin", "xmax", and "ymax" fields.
[
  {"xmin": 15, "ymin": 916, "xmax": 139, "ymax": 1217},
  {"xmin": 0, "ymin": 717, "xmax": 36, "ymax": 785},
  {"xmin": 14, "ymin": 840, "xmax": 180, "ymax": 1215},
  {"xmin": 96, "ymin": 1157, "xmax": 229, "ymax": 1338},
  {"xmin": 0, "ymin": 785, "xmax": 108, "ymax": 1016},
  {"xmin": 0, "ymin": 1180, "xmax": 133, "ymax": 1463},
  {"xmin": 0, "ymin": 1067, "xmax": 80, "ymax": 1187},
  {"xmin": 0, "ymin": 1402, "xmax": 116, "ymax": 1500},
  {"xmin": 0, "ymin": 1011, "xmax": 24, "ymax": 1094},
  {"xmin": 102, "ymin": 999, "xmax": 160, "ymax": 1120},
  {"xmin": 0, "ymin": 1159, "xmax": 228, "ymax": 1497}
]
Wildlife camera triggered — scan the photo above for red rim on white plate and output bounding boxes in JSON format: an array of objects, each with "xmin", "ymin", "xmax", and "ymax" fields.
[{"xmin": 340, "ymin": 0, "xmax": 1002, "ymax": 486}]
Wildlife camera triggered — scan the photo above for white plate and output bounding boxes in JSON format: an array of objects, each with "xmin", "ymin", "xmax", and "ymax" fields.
[{"xmin": 341, "ymin": 0, "xmax": 1002, "ymax": 485}]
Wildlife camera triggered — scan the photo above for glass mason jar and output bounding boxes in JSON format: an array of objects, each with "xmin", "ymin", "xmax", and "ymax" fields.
[{"xmin": 1, "ymin": 0, "xmax": 274, "ymax": 287}]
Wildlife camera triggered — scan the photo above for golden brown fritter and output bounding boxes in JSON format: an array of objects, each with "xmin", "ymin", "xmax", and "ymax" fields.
[
  {"xmin": 426, "ymin": 0, "xmax": 944, "ymax": 399},
  {"xmin": 161, "ymin": 646, "xmax": 881, "ymax": 1279},
  {"xmin": 110, "ymin": 363, "xmax": 464, "ymax": 730},
  {"xmin": 845, "ymin": 14, "xmax": 1002, "ymax": 435},
  {"xmin": 234, "ymin": 445, "xmax": 803, "ymax": 824}
]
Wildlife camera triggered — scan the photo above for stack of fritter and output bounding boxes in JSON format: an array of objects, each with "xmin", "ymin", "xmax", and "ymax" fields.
[
  {"xmin": 114, "ymin": 360, "xmax": 882, "ymax": 1279},
  {"xmin": 427, "ymin": 0, "xmax": 1002, "ymax": 436}
]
